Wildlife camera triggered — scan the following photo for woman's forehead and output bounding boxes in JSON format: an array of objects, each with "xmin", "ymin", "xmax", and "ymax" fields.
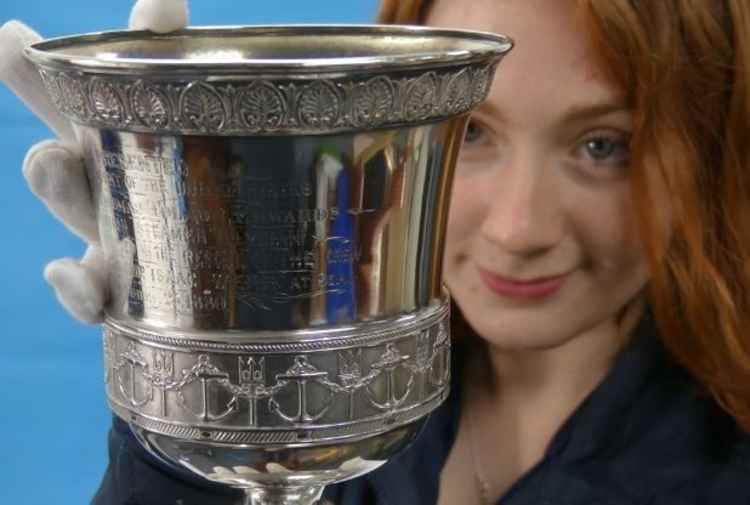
[
  {"xmin": 426, "ymin": 0, "xmax": 575, "ymax": 32},
  {"xmin": 427, "ymin": 0, "xmax": 626, "ymax": 123},
  {"xmin": 426, "ymin": 0, "xmax": 585, "ymax": 60}
]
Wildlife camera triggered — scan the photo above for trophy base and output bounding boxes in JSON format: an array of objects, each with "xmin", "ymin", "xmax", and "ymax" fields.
[
  {"xmin": 244, "ymin": 486, "xmax": 325, "ymax": 505},
  {"xmin": 131, "ymin": 419, "xmax": 426, "ymax": 505},
  {"xmin": 107, "ymin": 300, "xmax": 449, "ymax": 504}
]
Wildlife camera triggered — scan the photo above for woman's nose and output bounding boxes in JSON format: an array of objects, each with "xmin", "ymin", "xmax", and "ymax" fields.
[{"xmin": 478, "ymin": 154, "xmax": 565, "ymax": 257}]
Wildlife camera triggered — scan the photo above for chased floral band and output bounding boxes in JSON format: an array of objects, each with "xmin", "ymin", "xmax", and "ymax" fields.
[{"xmin": 36, "ymin": 64, "xmax": 495, "ymax": 136}]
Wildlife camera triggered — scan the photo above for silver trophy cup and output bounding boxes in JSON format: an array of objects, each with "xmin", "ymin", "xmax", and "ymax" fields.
[{"xmin": 25, "ymin": 25, "xmax": 511, "ymax": 505}]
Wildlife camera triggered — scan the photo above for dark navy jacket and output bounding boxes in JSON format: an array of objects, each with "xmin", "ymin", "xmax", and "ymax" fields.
[{"xmin": 92, "ymin": 316, "xmax": 750, "ymax": 505}]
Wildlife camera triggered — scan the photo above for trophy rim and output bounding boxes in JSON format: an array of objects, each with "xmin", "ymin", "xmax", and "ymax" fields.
[
  {"xmin": 103, "ymin": 292, "xmax": 449, "ymax": 346},
  {"xmin": 24, "ymin": 23, "xmax": 513, "ymax": 75}
]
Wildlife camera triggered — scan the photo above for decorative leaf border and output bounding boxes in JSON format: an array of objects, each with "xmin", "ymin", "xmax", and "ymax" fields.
[{"xmin": 38, "ymin": 63, "xmax": 497, "ymax": 135}]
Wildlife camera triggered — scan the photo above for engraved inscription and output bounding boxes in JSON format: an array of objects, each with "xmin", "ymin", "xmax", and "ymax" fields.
[
  {"xmin": 104, "ymin": 151, "xmax": 190, "ymax": 178},
  {"xmin": 103, "ymin": 146, "xmax": 365, "ymax": 315},
  {"xmin": 245, "ymin": 180, "xmax": 313, "ymax": 201}
]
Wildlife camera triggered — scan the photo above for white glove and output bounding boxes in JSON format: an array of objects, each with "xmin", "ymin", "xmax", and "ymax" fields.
[{"xmin": 0, "ymin": 0, "xmax": 189, "ymax": 324}]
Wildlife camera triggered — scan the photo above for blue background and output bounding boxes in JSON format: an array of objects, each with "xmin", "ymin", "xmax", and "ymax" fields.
[{"xmin": 0, "ymin": 1, "xmax": 380, "ymax": 503}]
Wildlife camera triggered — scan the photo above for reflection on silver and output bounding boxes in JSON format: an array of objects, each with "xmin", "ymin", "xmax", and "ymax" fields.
[{"xmin": 26, "ymin": 25, "xmax": 512, "ymax": 505}]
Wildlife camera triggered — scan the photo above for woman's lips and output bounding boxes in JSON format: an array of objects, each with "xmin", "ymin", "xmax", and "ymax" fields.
[{"xmin": 477, "ymin": 267, "xmax": 569, "ymax": 299}]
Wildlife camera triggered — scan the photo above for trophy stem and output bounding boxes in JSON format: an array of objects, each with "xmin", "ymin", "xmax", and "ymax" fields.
[{"xmin": 243, "ymin": 485, "xmax": 325, "ymax": 505}]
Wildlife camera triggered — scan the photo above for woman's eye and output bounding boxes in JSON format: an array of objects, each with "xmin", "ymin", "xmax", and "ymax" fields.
[
  {"xmin": 458, "ymin": 118, "xmax": 499, "ymax": 168},
  {"xmin": 464, "ymin": 120, "xmax": 487, "ymax": 145},
  {"xmin": 577, "ymin": 133, "xmax": 630, "ymax": 167}
]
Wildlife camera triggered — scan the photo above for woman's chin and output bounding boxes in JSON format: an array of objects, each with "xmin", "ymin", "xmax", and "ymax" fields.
[{"xmin": 469, "ymin": 318, "xmax": 579, "ymax": 352}]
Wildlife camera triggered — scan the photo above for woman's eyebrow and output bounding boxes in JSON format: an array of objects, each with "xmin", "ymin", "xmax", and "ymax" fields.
[
  {"xmin": 473, "ymin": 99, "xmax": 505, "ymax": 121},
  {"xmin": 559, "ymin": 102, "xmax": 631, "ymax": 124},
  {"xmin": 471, "ymin": 100, "xmax": 515, "ymax": 130},
  {"xmin": 471, "ymin": 100, "xmax": 629, "ymax": 125}
]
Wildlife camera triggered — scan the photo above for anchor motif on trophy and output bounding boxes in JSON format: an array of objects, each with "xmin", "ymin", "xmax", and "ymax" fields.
[
  {"xmin": 367, "ymin": 344, "xmax": 415, "ymax": 413},
  {"xmin": 406, "ymin": 331, "xmax": 434, "ymax": 400},
  {"xmin": 269, "ymin": 356, "xmax": 333, "ymax": 424},
  {"xmin": 430, "ymin": 321, "xmax": 451, "ymax": 388},
  {"xmin": 177, "ymin": 354, "xmax": 237, "ymax": 422},
  {"xmin": 223, "ymin": 357, "xmax": 285, "ymax": 427},
  {"xmin": 115, "ymin": 341, "xmax": 154, "ymax": 408},
  {"xmin": 319, "ymin": 350, "xmax": 379, "ymax": 420},
  {"xmin": 146, "ymin": 350, "xmax": 178, "ymax": 417}
]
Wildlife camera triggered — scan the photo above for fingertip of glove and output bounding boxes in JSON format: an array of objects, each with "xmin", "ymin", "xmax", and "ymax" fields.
[
  {"xmin": 129, "ymin": 0, "xmax": 189, "ymax": 33},
  {"xmin": 22, "ymin": 139, "xmax": 82, "ymax": 198},
  {"xmin": 0, "ymin": 20, "xmax": 42, "ymax": 46},
  {"xmin": 0, "ymin": 20, "xmax": 26, "ymax": 37},
  {"xmin": 44, "ymin": 259, "xmax": 106, "ymax": 325},
  {"xmin": 43, "ymin": 257, "xmax": 74, "ymax": 283},
  {"xmin": 0, "ymin": 20, "xmax": 42, "ymax": 82},
  {"xmin": 23, "ymin": 138, "xmax": 78, "ymax": 169}
]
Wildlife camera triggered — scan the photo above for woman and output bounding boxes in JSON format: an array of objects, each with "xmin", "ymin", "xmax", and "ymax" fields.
[
  {"xmin": 6, "ymin": 0, "xmax": 750, "ymax": 503},
  {"xmin": 336, "ymin": 1, "xmax": 750, "ymax": 504}
]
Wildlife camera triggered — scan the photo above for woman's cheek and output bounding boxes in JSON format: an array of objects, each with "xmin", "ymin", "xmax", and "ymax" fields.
[
  {"xmin": 570, "ymin": 189, "xmax": 644, "ymax": 273},
  {"xmin": 446, "ymin": 174, "xmax": 486, "ymax": 243}
]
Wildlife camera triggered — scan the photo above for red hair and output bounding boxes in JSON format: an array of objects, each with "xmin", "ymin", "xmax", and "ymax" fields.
[{"xmin": 378, "ymin": 0, "xmax": 750, "ymax": 432}]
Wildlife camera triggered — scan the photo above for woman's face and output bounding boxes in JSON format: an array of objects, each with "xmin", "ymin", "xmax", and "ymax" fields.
[{"xmin": 428, "ymin": 0, "xmax": 649, "ymax": 350}]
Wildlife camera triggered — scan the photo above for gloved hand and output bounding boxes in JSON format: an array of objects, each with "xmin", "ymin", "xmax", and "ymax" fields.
[{"xmin": 0, "ymin": 0, "xmax": 189, "ymax": 324}]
